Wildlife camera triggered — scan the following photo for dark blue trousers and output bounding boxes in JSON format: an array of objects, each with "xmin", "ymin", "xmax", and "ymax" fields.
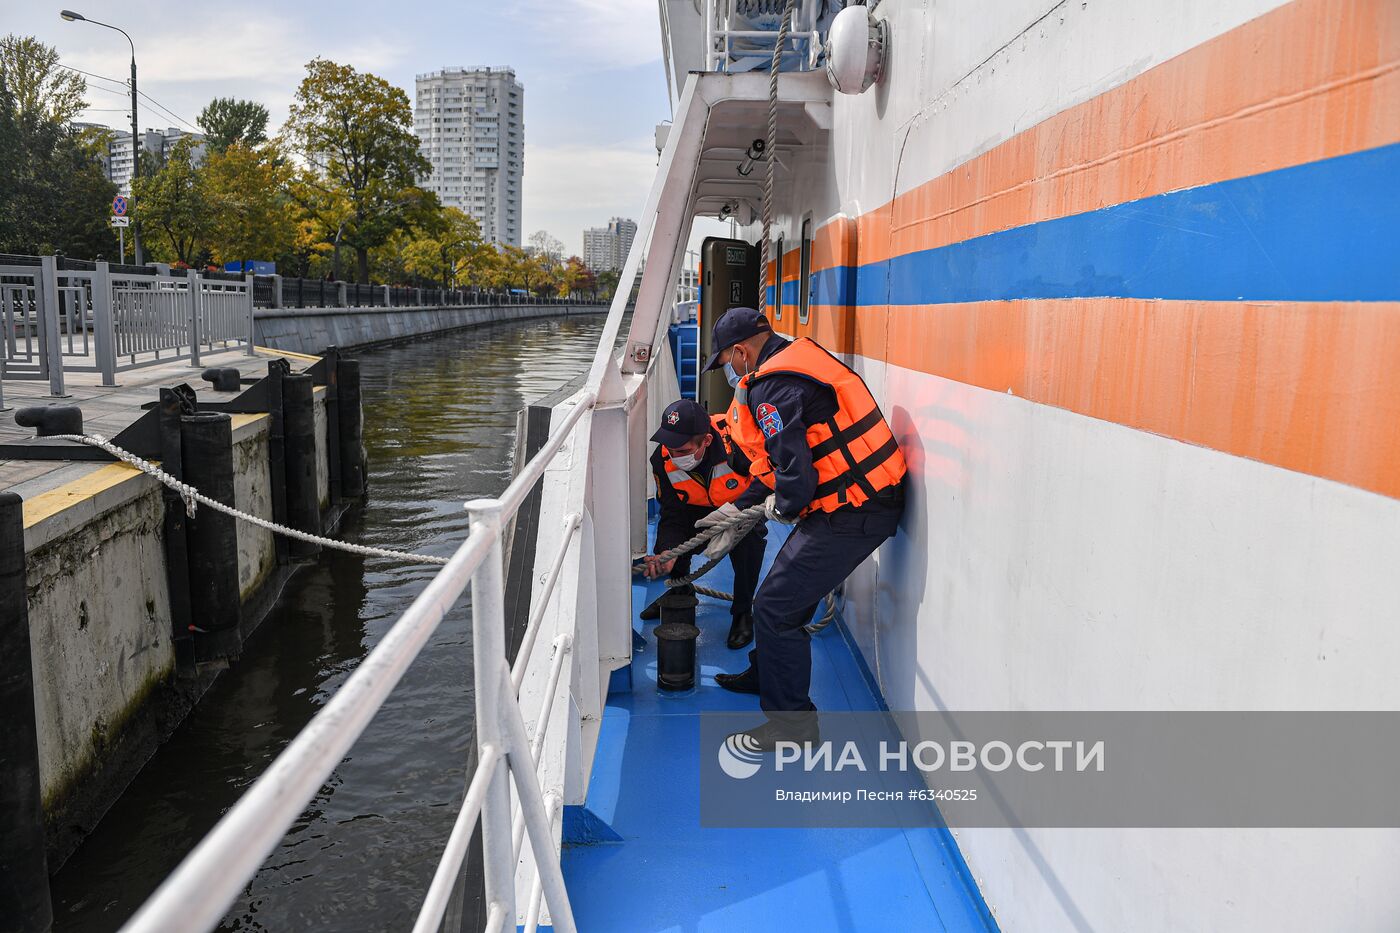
[{"xmin": 752, "ymin": 495, "xmax": 903, "ymax": 720}]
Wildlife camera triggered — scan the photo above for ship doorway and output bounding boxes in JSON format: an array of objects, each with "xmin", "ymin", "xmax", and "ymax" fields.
[{"xmin": 697, "ymin": 236, "xmax": 759, "ymax": 412}]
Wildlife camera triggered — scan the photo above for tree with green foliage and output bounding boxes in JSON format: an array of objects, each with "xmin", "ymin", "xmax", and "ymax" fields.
[
  {"xmin": 403, "ymin": 207, "xmax": 491, "ymax": 288},
  {"xmin": 203, "ymin": 140, "xmax": 297, "ymax": 266},
  {"xmin": 0, "ymin": 71, "xmax": 117, "ymax": 258},
  {"xmin": 197, "ymin": 97, "xmax": 269, "ymax": 154},
  {"xmin": 133, "ymin": 136, "xmax": 213, "ymax": 265},
  {"xmin": 284, "ymin": 58, "xmax": 433, "ymax": 284},
  {"xmin": 0, "ymin": 35, "xmax": 87, "ymax": 124},
  {"xmin": 595, "ymin": 268, "xmax": 621, "ymax": 300}
]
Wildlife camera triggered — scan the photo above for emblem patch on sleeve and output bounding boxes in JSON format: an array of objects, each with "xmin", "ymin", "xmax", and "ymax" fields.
[{"xmin": 755, "ymin": 402, "xmax": 783, "ymax": 437}]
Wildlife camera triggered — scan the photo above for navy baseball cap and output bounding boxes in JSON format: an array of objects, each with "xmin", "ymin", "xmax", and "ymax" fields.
[
  {"xmin": 702, "ymin": 307, "xmax": 772, "ymax": 372},
  {"xmin": 651, "ymin": 399, "xmax": 712, "ymax": 448}
]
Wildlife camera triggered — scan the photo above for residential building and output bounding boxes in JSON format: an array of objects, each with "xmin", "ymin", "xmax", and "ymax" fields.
[
  {"xmin": 415, "ymin": 66, "xmax": 524, "ymax": 246},
  {"xmin": 582, "ymin": 217, "xmax": 638, "ymax": 273},
  {"xmin": 73, "ymin": 125, "xmax": 207, "ymax": 196}
]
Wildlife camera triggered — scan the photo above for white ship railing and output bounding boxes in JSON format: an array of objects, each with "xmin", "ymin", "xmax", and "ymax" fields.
[
  {"xmin": 117, "ymin": 69, "xmax": 805, "ymax": 932},
  {"xmin": 703, "ymin": 0, "xmax": 823, "ymax": 73}
]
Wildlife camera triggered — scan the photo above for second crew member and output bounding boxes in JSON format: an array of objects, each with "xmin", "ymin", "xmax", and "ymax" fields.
[{"xmin": 640, "ymin": 399, "xmax": 765, "ymax": 649}]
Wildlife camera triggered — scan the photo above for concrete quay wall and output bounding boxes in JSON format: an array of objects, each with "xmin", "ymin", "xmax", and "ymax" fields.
[
  {"xmin": 17, "ymin": 387, "xmax": 334, "ymax": 865},
  {"xmin": 254, "ymin": 303, "xmax": 605, "ymax": 355}
]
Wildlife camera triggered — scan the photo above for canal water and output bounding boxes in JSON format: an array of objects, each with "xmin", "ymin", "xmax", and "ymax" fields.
[{"xmin": 50, "ymin": 314, "xmax": 607, "ymax": 932}]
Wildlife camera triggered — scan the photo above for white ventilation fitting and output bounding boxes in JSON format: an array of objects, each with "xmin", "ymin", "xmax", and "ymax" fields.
[{"xmin": 824, "ymin": 5, "xmax": 887, "ymax": 95}]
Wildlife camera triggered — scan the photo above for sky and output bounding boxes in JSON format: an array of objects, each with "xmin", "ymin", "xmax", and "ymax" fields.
[{"xmin": 3, "ymin": 0, "xmax": 674, "ymax": 256}]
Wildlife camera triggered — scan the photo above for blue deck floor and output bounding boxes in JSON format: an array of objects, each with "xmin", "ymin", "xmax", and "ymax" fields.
[{"xmin": 559, "ymin": 521, "xmax": 995, "ymax": 933}]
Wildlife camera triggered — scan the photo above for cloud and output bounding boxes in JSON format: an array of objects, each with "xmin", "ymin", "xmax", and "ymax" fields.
[
  {"xmin": 58, "ymin": 15, "xmax": 408, "ymax": 133},
  {"xmin": 508, "ymin": 0, "xmax": 663, "ymax": 74},
  {"xmin": 523, "ymin": 139, "xmax": 660, "ymax": 253}
]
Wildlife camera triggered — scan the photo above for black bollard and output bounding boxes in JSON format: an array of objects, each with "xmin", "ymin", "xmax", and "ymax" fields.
[
  {"xmin": 158, "ymin": 386, "xmax": 196, "ymax": 668},
  {"xmin": 180, "ymin": 412, "xmax": 243, "ymax": 662},
  {"xmin": 336, "ymin": 357, "xmax": 367, "ymax": 498},
  {"xmin": 199, "ymin": 367, "xmax": 242, "ymax": 392},
  {"xmin": 264, "ymin": 360, "xmax": 290, "ymax": 566},
  {"xmin": 0, "ymin": 492, "xmax": 54, "ymax": 932},
  {"xmin": 15, "ymin": 404, "xmax": 82, "ymax": 436},
  {"xmin": 281, "ymin": 373, "xmax": 321, "ymax": 559},
  {"xmin": 655, "ymin": 585, "xmax": 700, "ymax": 691}
]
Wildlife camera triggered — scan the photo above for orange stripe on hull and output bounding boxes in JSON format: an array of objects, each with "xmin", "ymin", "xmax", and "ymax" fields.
[
  {"xmin": 801, "ymin": 301, "xmax": 1400, "ymax": 501},
  {"xmin": 864, "ymin": 0, "xmax": 1400, "ymax": 264}
]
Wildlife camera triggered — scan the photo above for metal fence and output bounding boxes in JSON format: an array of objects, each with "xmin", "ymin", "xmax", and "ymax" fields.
[
  {"xmin": 254, "ymin": 275, "xmax": 598, "ymax": 310},
  {"xmin": 0, "ymin": 254, "xmax": 254, "ymax": 395}
]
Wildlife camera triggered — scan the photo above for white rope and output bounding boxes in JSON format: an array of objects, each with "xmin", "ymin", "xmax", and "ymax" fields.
[
  {"xmin": 759, "ymin": 0, "xmax": 796, "ymax": 312},
  {"xmin": 51, "ymin": 433, "xmax": 450, "ymax": 566}
]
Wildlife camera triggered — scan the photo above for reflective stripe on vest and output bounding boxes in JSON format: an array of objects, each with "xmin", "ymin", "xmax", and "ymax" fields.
[{"xmin": 726, "ymin": 337, "xmax": 906, "ymax": 513}]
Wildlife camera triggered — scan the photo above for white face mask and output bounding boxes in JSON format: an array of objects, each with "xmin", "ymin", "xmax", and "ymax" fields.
[
  {"xmin": 670, "ymin": 450, "xmax": 702, "ymax": 471},
  {"xmin": 670, "ymin": 434, "xmax": 709, "ymax": 472},
  {"xmin": 724, "ymin": 347, "xmax": 750, "ymax": 388}
]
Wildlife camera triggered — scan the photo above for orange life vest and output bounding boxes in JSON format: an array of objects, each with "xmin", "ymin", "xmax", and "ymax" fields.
[
  {"xmin": 727, "ymin": 337, "xmax": 906, "ymax": 513},
  {"xmin": 659, "ymin": 414, "xmax": 750, "ymax": 507}
]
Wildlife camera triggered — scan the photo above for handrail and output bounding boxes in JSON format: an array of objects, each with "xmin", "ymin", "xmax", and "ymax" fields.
[
  {"xmin": 411, "ymin": 743, "xmax": 503, "ymax": 933},
  {"xmin": 119, "ymin": 391, "xmax": 598, "ymax": 933},
  {"xmin": 511, "ymin": 512, "xmax": 583, "ymax": 692}
]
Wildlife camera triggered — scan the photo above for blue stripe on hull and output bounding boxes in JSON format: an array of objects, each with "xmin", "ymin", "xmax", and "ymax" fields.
[{"xmin": 771, "ymin": 143, "xmax": 1400, "ymax": 310}]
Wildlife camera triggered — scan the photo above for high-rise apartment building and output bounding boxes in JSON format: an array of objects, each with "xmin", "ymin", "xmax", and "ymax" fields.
[
  {"xmin": 582, "ymin": 217, "xmax": 638, "ymax": 272},
  {"xmin": 415, "ymin": 67, "xmax": 523, "ymax": 247},
  {"xmin": 71, "ymin": 125, "xmax": 206, "ymax": 196}
]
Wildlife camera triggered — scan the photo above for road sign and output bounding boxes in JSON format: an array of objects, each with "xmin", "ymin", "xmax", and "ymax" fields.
[
  {"xmin": 110, "ymin": 216, "xmax": 130, "ymax": 227},
  {"xmin": 112, "ymin": 195, "xmax": 127, "ymax": 216}
]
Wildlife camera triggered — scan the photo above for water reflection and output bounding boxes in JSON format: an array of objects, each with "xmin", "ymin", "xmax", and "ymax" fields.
[{"xmin": 50, "ymin": 315, "xmax": 606, "ymax": 932}]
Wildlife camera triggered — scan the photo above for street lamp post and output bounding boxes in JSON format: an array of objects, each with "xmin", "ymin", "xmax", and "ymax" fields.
[{"xmin": 61, "ymin": 10, "xmax": 143, "ymax": 265}]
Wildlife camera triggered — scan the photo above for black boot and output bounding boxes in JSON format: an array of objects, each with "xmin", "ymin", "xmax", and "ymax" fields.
[
  {"xmin": 726, "ymin": 715, "xmax": 820, "ymax": 752},
  {"xmin": 726, "ymin": 611, "xmax": 753, "ymax": 649},
  {"xmin": 715, "ymin": 663, "xmax": 759, "ymax": 694}
]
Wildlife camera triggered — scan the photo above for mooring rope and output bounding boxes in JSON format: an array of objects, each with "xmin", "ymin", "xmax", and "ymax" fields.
[
  {"xmin": 758, "ymin": 0, "xmax": 796, "ymax": 312},
  {"xmin": 638, "ymin": 498, "xmax": 841, "ymax": 634},
  {"xmin": 50, "ymin": 433, "xmax": 451, "ymax": 566}
]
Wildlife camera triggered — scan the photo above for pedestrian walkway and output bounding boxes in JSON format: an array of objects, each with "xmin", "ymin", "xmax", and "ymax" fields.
[{"xmin": 0, "ymin": 346, "xmax": 313, "ymax": 494}]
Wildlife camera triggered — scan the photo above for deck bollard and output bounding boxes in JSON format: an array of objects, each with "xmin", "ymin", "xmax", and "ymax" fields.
[
  {"xmin": 281, "ymin": 373, "xmax": 321, "ymax": 559},
  {"xmin": 336, "ymin": 358, "xmax": 367, "ymax": 498},
  {"xmin": 15, "ymin": 404, "xmax": 82, "ymax": 437},
  {"xmin": 654, "ymin": 585, "xmax": 700, "ymax": 691},
  {"xmin": 0, "ymin": 493, "xmax": 54, "ymax": 932},
  {"xmin": 180, "ymin": 412, "xmax": 243, "ymax": 662},
  {"xmin": 200, "ymin": 368, "xmax": 242, "ymax": 392}
]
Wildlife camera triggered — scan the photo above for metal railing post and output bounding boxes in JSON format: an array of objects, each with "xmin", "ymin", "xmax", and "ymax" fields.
[
  {"xmin": 187, "ymin": 269, "xmax": 202, "ymax": 368},
  {"xmin": 93, "ymin": 261, "xmax": 118, "ymax": 386},
  {"xmin": 245, "ymin": 273, "xmax": 256, "ymax": 355},
  {"xmin": 272, "ymin": 274, "xmax": 283, "ymax": 309},
  {"xmin": 38, "ymin": 256, "xmax": 66, "ymax": 397},
  {"xmin": 463, "ymin": 498, "xmax": 516, "ymax": 928}
]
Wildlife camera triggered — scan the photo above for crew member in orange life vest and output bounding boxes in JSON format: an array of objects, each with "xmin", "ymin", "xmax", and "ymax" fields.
[
  {"xmin": 700, "ymin": 307, "xmax": 906, "ymax": 750},
  {"xmin": 640, "ymin": 398, "xmax": 766, "ymax": 649}
]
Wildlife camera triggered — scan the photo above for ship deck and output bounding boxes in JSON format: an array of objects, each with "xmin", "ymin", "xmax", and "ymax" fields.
[{"xmin": 560, "ymin": 519, "xmax": 996, "ymax": 932}]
